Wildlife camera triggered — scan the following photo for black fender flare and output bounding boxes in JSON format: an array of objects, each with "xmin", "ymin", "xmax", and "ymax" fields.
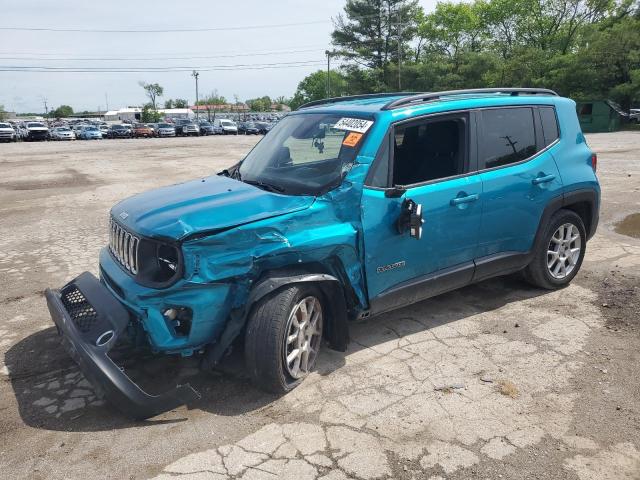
[
  {"xmin": 528, "ymin": 188, "xmax": 599, "ymax": 268},
  {"xmin": 202, "ymin": 273, "xmax": 350, "ymax": 370}
]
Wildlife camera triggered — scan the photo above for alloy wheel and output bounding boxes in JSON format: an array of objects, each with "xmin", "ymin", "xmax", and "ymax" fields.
[
  {"xmin": 547, "ymin": 223, "xmax": 582, "ymax": 279},
  {"xmin": 283, "ymin": 296, "xmax": 323, "ymax": 379}
]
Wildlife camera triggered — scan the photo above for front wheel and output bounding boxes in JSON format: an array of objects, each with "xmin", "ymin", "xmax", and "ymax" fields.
[
  {"xmin": 523, "ymin": 209, "xmax": 586, "ymax": 289},
  {"xmin": 245, "ymin": 285, "xmax": 324, "ymax": 393}
]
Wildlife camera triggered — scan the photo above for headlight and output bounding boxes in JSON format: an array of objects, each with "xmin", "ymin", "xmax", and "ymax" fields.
[
  {"xmin": 136, "ymin": 240, "xmax": 182, "ymax": 286},
  {"xmin": 109, "ymin": 217, "xmax": 183, "ymax": 287}
]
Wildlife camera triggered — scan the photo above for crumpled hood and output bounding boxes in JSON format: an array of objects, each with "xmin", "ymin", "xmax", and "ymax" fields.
[{"xmin": 111, "ymin": 175, "xmax": 315, "ymax": 240}]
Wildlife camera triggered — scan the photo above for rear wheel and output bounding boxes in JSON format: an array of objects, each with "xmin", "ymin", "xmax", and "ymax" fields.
[
  {"xmin": 245, "ymin": 285, "xmax": 324, "ymax": 393},
  {"xmin": 523, "ymin": 209, "xmax": 586, "ymax": 289}
]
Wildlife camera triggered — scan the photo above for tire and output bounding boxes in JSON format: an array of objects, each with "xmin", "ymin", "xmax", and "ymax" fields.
[
  {"xmin": 245, "ymin": 284, "xmax": 324, "ymax": 393},
  {"xmin": 523, "ymin": 209, "xmax": 586, "ymax": 290}
]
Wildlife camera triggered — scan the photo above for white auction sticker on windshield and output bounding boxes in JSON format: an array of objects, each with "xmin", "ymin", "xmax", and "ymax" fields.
[{"xmin": 333, "ymin": 117, "xmax": 374, "ymax": 133}]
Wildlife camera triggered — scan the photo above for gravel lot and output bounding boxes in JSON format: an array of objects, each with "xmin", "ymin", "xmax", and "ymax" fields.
[{"xmin": 0, "ymin": 133, "xmax": 639, "ymax": 480}]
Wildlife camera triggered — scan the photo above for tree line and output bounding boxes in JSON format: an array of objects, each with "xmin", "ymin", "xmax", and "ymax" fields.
[{"xmin": 291, "ymin": 0, "xmax": 640, "ymax": 110}]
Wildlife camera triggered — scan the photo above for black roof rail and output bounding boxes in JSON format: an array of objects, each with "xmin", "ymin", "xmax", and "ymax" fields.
[
  {"xmin": 297, "ymin": 92, "xmax": 418, "ymax": 110},
  {"xmin": 381, "ymin": 88, "xmax": 559, "ymax": 111}
]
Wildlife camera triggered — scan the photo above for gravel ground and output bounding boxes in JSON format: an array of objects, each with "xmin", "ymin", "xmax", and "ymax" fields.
[{"xmin": 0, "ymin": 133, "xmax": 639, "ymax": 480}]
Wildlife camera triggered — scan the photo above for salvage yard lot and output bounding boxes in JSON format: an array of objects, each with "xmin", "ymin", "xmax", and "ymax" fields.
[{"xmin": 0, "ymin": 133, "xmax": 639, "ymax": 479}]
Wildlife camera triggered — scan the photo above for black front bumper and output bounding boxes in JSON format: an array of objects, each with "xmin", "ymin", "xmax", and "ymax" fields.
[{"xmin": 45, "ymin": 272, "xmax": 200, "ymax": 420}]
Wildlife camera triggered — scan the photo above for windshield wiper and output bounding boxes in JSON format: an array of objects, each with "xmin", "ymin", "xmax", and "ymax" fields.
[{"xmin": 243, "ymin": 179, "xmax": 285, "ymax": 193}]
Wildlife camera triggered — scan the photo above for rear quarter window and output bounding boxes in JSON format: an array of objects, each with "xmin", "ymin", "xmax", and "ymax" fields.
[
  {"xmin": 479, "ymin": 107, "xmax": 537, "ymax": 169},
  {"xmin": 539, "ymin": 106, "xmax": 560, "ymax": 146}
]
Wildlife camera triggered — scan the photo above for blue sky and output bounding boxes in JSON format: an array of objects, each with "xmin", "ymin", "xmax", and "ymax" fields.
[{"xmin": 0, "ymin": 0, "xmax": 439, "ymax": 112}]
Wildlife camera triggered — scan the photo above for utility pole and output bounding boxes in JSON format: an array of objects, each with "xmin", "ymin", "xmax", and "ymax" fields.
[
  {"xmin": 397, "ymin": 13, "xmax": 402, "ymax": 91},
  {"xmin": 325, "ymin": 50, "xmax": 332, "ymax": 98},
  {"xmin": 105, "ymin": 92, "xmax": 109, "ymax": 111},
  {"xmin": 43, "ymin": 98, "xmax": 48, "ymax": 117},
  {"xmin": 192, "ymin": 70, "xmax": 200, "ymax": 121}
]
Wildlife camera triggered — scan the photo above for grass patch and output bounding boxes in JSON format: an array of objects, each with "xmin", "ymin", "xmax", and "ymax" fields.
[{"xmin": 496, "ymin": 379, "xmax": 519, "ymax": 399}]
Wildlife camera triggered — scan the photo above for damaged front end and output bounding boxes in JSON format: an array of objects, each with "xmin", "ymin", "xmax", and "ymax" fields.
[{"xmin": 45, "ymin": 271, "xmax": 200, "ymax": 420}]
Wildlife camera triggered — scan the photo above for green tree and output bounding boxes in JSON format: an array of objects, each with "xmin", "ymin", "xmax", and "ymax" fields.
[
  {"xmin": 51, "ymin": 105, "xmax": 74, "ymax": 118},
  {"xmin": 332, "ymin": 0, "xmax": 423, "ymax": 89},
  {"xmin": 0, "ymin": 104, "xmax": 7, "ymax": 121},
  {"xmin": 141, "ymin": 103, "xmax": 162, "ymax": 123},
  {"xmin": 139, "ymin": 82, "xmax": 163, "ymax": 110},
  {"xmin": 164, "ymin": 99, "xmax": 174, "ymax": 109},
  {"xmin": 197, "ymin": 90, "xmax": 227, "ymax": 105},
  {"xmin": 173, "ymin": 98, "xmax": 189, "ymax": 108},
  {"xmin": 246, "ymin": 96, "xmax": 272, "ymax": 111},
  {"xmin": 290, "ymin": 70, "xmax": 348, "ymax": 109}
]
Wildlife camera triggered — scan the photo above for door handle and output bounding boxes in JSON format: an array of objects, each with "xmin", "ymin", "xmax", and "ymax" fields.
[
  {"xmin": 532, "ymin": 174, "xmax": 556, "ymax": 185},
  {"xmin": 450, "ymin": 193, "xmax": 479, "ymax": 206}
]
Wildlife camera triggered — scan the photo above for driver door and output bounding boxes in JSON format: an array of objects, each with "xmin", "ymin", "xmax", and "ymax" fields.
[{"xmin": 361, "ymin": 112, "xmax": 483, "ymax": 313}]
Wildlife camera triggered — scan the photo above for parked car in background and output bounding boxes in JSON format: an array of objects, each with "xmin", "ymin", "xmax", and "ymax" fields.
[
  {"xmin": 254, "ymin": 121, "xmax": 274, "ymax": 134},
  {"xmin": 630, "ymin": 109, "xmax": 640, "ymax": 123},
  {"xmin": 238, "ymin": 122, "xmax": 260, "ymax": 135},
  {"xmin": 0, "ymin": 122, "xmax": 17, "ymax": 142},
  {"xmin": 106, "ymin": 124, "xmax": 133, "ymax": 139},
  {"xmin": 198, "ymin": 121, "xmax": 215, "ymax": 135},
  {"xmin": 214, "ymin": 118, "xmax": 238, "ymax": 135},
  {"xmin": 156, "ymin": 123, "xmax": 176, "ymax": 137},
  {"xmin": 147, "ymin": 123, "xmax": 159, "ymax": 135},
  {"xmin": 78, "ymin": 126, "xmax": 103, "ymax": 140},
  {"xmin": 175, "ymin": 119, "xmax": 200, "ymax": 136},
  {"xmin": 212, "ymin": 123, "xmax": 224, "ymax": 135},
  {"xmin": 99, "ymin": 124, "xmax": 110, "ymax": 135},
  {"xmin": 133, "ymin": 124, "xmax": 155, "ymax": 138},
  {"xmin": 72, "ymin": 124, "xmax": 85, "ymax": 138},
  {"xmin": 50, "ymin": 126, "xmax": 76, "ymax": 141},
  {"xmin": 25, "ymin": 121, "xmax": 49, "ymax": 141}
]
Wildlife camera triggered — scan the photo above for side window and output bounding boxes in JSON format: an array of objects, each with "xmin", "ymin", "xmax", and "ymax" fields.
[
  {"xmin": 479, "ymin": 108, "xmax": 537, "ymax": 169},
  {"xmin": 366, "ymin": 135, "xmax": 390, "ymax": 187},
  {"xmin": 392, "ymin": 115, "xmax": 468, "ymax": 186},
  {"xmin": 539, "ymin": 106, "xmax": 560, "ymax": 146}
]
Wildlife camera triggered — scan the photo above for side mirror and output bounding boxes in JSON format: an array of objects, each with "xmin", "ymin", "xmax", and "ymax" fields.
[{"xmin": 397, "ymin": 199, "xmax": 424, "ymax": 240}]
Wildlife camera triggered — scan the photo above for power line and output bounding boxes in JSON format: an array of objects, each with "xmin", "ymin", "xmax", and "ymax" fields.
[
  {"xmin": 0, "ymin": 20, "xmax": 329, "ymax": 33},
  {"xmin": 0, "ymin": 60, "xmax": 327, "ymax": 73},
  {"xmin": 0, "ymin": 48, "xmax": 326, "ymax": 62},
  {"xmin": 0, "ymin": 12, "xmax": 401, "ymax": 34}
]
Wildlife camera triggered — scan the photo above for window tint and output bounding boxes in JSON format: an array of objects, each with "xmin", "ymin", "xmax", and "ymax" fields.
[
  {"xmin": 392, "ymin": 116, "xmax": 467, "ymax": 186},
  {"xmin": 539, "ymin": 107, "xmax": 559, "ymax": 146},
  {"xmin": 479, "ymin": 108, "xmax": 537, "ymax": 169}
]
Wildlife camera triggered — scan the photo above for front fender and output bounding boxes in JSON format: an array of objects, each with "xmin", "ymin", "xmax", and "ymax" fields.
[{"xmin": 202, "ymin": 272, "xmax": 350, "ymax": 369}]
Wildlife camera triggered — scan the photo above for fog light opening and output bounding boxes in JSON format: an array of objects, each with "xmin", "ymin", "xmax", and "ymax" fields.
[{"xmin": 163, "ymin": 307, "xmax": 192, "ymax": 337}]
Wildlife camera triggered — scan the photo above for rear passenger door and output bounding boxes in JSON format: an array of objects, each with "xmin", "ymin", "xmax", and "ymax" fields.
[{"xmin": 475, "ymin": 106, "xmax": 563, "ymax": 277}]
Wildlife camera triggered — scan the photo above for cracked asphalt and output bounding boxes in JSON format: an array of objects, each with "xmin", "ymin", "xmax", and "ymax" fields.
[{"xmin": 0, "ymin": 132, "xmax": 639, "ymax": 479}]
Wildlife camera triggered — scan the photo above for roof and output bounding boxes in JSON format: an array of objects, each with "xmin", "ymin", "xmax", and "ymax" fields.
[{"xmin": 296, "ymin": 88, "xmax": 560, "ymax": 114}]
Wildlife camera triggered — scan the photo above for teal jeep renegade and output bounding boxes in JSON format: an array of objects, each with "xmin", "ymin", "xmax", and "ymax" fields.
[{"xmin": 46, "ymin": 88, "xmax": 600, "ymax": 418}]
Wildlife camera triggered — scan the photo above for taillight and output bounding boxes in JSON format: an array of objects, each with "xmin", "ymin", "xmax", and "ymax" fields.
[{"xmin": 591, "ymin": 153, "xmax": 597, "ymax": 173}]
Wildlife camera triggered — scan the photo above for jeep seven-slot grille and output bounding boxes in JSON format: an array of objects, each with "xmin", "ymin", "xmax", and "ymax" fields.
[{"xmin": 109, "ymin": 217, "xmax": 140, "ymax": 274}]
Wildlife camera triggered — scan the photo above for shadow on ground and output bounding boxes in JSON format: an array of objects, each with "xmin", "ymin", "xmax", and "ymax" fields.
[{"xmin": 5, "ymin": 275, "xmax": 548, "ymax": 432}]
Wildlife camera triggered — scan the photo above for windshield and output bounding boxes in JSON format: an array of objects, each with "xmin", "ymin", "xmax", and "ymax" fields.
[
  {"xmin": 28, "ymin": 122, "xmax": 45, "ymax": 127},
  {"xmin": 221, "ymin": 120, "xmax": 234, "ymax": 126},
  {"xmin": 237, "ymin": 113, "xmax": 372, "ymax": 196},
  {"xmin": 57, "ymin": 127, "xmax": 71, "ymax": 131},
  {"xmin": 0, "ymin": 123, "xmax": 10, "ymax": 128},
  {"xmin": 112, "ymin": 125, "xmax": 125, "ymax": 130},
  {"xmin": 158, "ymin": 123, "xmax": 172, "ymax": 128}
]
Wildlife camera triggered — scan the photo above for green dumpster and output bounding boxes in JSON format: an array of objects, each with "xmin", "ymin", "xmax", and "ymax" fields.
[{"xmin": 576, "ymin": 100, "xmax": 623, "ymax": 133}]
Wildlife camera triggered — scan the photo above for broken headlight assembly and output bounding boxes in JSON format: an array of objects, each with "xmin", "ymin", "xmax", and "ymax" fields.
[{"xmin": 109, "ymin": 219, "xmax": 183, "ymax": 287}]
